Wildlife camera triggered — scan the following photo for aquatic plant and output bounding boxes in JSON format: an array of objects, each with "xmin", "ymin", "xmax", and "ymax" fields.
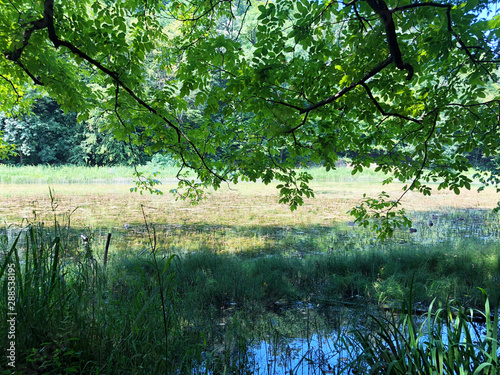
[{"xmin": 351, "ymin": 290, "xmax": 499, "ymax": 374}]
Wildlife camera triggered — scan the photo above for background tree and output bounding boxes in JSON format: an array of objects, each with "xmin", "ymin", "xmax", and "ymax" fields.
[
  {"xmin": 1, "ymin": 96, "xmax": 80, "ymax": 164},
  {"xmin": 1, "ymin": 0, "xmax": 499, "ymax": 237},
  {"xmin": 0, "ymin": 97, "xmax": 149, "ymax": 165}
]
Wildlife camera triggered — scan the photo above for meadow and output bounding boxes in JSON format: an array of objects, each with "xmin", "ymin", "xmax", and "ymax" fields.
[{"xmin": 0, "ymin": 165, "xmax": 499, "ymax": 374}]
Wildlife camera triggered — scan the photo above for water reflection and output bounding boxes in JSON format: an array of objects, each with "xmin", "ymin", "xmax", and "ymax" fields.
[
  {"xmin": 199, "ymin": 302, "xmax": 499, "ymax": 375},
  {"xmin": 251, "ymin": 332, "xmax": 357, "ymax": 375}
]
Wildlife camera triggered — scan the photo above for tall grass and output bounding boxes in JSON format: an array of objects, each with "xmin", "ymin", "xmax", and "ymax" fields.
[
  {"xmin": 0, "ymin": 164, "xmax": 373, "ymax": 184},
  {"xmin": 350, "ymin": 292, "xmax": 499, "ymax": 374},
  {"xmin": 0, "ymin": 213, "xmax": 188, "ymax": 373},
  {"xmin": 0, "ymin": 163, "xmax": 388, "ymax": 184}
]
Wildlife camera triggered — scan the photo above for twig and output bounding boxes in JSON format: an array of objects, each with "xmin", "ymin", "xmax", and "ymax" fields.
[{"xmin": 140, "ymin": 204, "xmax": 169, "ymax": 366}]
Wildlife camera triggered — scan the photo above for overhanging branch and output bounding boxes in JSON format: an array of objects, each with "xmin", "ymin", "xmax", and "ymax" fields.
[
  {"xmin": 391, "ymin": 2, "xmax": 452, "ymax": 32},
  {"xmin": 4, "ymin": 0, "xmax": 226, "ymax": 184},
  {"xmin": 365, "ymin": 0, "xmax": 414, "ymax": 80},
  {"xmin": 360, "ymin": 82, "xmax": 422, "ymax": 124},
  {"xmin": 301, "ymin": 57, "xmax": 392, "ymax": 114},
  {"xmin": 387, "ymin": 112, "xmax": 439, "ymax": 214}
]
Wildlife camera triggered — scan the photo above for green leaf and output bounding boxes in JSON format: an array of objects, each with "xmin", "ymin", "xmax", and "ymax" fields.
[{"xmin": 464, "ymin": 0, "xmax": 479, "ymax": 13}]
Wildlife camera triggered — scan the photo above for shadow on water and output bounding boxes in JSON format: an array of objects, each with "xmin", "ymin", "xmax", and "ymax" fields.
[
  {"xmin": 190, "ymin": 300, "xmax": 500, "ymax": 375},
  {"xmin": 246, "ymin": 303, "xmax": 366, "ymax": 375},
  {"xmin": 21, "ymin": 206, "xmax": 496, "ymax": 257}
]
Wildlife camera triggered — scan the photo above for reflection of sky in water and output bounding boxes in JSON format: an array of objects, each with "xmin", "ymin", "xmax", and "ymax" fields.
[
  {"xmin": 250, "ymin": 332, "xmax": 359, "ymax": 374},
  {"xmin": 417, "ymin": 320, "xmax": 500, "ymax": 357},
  {"xmin": 247, "ymin": 319, "xmax": 498, "ymax": 375}
]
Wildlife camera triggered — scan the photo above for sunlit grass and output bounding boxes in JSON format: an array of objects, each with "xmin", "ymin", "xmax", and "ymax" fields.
[
  {"xmin": 0, "ymin": 164, "xmax": 180, "ymax": 184},
  {"xmin": 0, "ymin": 163, "xmax": 487, "ymax": 184}
]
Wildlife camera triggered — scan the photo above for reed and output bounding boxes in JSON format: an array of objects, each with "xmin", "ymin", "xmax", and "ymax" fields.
[{"xmin": 350, "ymin": 289, "xmax": 499, "ymax": 374}]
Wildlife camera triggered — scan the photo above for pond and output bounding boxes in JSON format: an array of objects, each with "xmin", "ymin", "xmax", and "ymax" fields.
[{"xmin": 1, "ymin": 181, "xmax": 499, "ymax": 374}]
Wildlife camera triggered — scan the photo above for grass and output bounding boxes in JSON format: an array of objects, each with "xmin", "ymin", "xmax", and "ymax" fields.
[
  {"xmin": 0, "ymin": 164, "xmax": 181, "ymax": 184},
  {"xmin": 0, "ymin": 162, "xmax": 485, "ymax": 185},
  {"xmin": 0, "ymin": 164, "xmax": 373, "ymax": 184},
  {"xmin": 0, "ymin": 166, "xmax": 499, "ymax": 373}
]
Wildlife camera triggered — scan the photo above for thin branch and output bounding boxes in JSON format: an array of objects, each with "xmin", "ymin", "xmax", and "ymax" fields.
[
  {"xmin": 285, "ymin": 111, "xmax": 309, "ymax": 134},
  {"xmin": 0, "ymin": 74, "xmax": 21, "ymax": 102},
  {"xmin": 388, "ymin": 112, "xmax": 439, "ymax": 213},
  {"xmin": 343, "ymin": 0, "xmax": 360, "ymax": 6},
  {"xmin": 383, "ymin": 123, "xmax": 425, "ymax": 159},
  {"xmin": 8, "ymin": 0, "xmax": 226, "ymax": 184},
  {"xmin": 309, "ymin": 0, "xmax": 338, "ymax": 26},
  {"xmin": 16, "ymin": 61, "xmax": 44, "ymax": 86},
  {"xmin": 301, "ymin": 56, "xmax": 392, "ymax": 114},
  {"xmin": 475, "ymin": 59, "xmax": 500, "ymax": 63},
  {"xmin": 353, "ymin": 2, "xmax": 369, "ymax": 32},
  {"xmin": 394, "ymin": 2, "xmax": 496, "ymax": 80},
  {"xmin": 391, "ymin": 2, "xmax": 452, "ymax": 12},
  {"xmin": 233, "ymin": 1, "xmax": 251, "ymax": 41},
  {"xmin": 448, "ymin": 99, "xmax": 500, "ymax": 108},
  {"xmin": 391, "ymin": 2, "xmax": 451, "ymax": 18},
  {"xmin": 392, "ymin": 2, "xmax": 452, "ymax": 32},
  {"xmin": 171, "ymin": 0, "xmax": 224, "ymax": 22},
  {"xmin": 360, "ymin": 82, "xmax": 422, "ymax": 124},
  {"xmin": 266, "ymin": 99, "xmax": 304, "ymax": 112}
]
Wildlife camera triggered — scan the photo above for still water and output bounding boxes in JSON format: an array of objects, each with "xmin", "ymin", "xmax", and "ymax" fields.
[{"xmin": 197, "ymin": 302, "xmax": 499, "ymax": 375}]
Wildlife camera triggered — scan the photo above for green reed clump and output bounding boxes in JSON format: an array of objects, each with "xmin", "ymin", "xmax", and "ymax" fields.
[
  {"xmin": 0, "ymin": 217, "xmax": 188, "ymax": 374},
  {"xmin": 350, "ymin": 291, "xmax": 499, "ymax": 374},
  {"xmin": 0, "ymin": 223, "xmax": 98, "ymax": 373}
]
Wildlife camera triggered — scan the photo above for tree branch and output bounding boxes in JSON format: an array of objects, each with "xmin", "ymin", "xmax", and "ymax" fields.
[
  {"xmin": 391, "ymin": 2, "xmax": 451, "ymax": 29},
  {"xmin": 360, "ymin": 82, "xmax": 422, "ymax": 124},
  {"xmin": 16, "ymin": 61, "xmax": 44, "ymax": 86},
  {"xmin": 285, "ymin": 111, "xmax": 309, "ymax": 134},
  {"xmin": 392, "ymin": 2, "xmax": 452, "ymax": 32},
  {"xmin": 365, "ymin": 0, "xmax": 414, "ymax": 80},
  {"xmin": 6, "ymin": 0, "xmax": 226, "ymax": 185},
  {"xmin": 169, "ymin": 0, "xmax": 224, "ymax": 22},
  {"xmin": 301, "ymin": 56, "xmax": 392, "ymax": 114},
  {"xmin": 0, "ymin": 74, "xmax": 21, "ymax": 102},
  {"xmin": 387, "ymin": 112, "xmax": 439, "ymax": 214}
]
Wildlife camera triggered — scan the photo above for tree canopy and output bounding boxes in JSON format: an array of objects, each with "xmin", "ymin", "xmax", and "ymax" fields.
[{"xmin": 1, "ymin": 0, "xmax": 500, "ymax": 237}]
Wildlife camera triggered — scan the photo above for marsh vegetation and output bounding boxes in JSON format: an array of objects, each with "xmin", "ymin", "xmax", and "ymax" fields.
[{"xmin": 1, "ymin": 166, "xmax": 499, "ymax": 374}]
